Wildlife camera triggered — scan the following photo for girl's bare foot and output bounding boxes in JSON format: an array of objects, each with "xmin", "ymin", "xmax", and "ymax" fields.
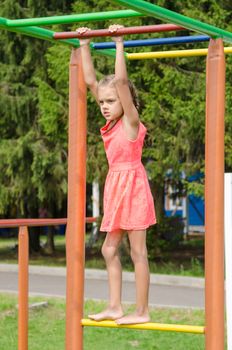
[
  {"xmin": 116, "ymin": 312, "xmax": 150, "ymax": 325},
  {"xmin": 88, "ymin": 307, "xmax": 124, "ymax": 321}
]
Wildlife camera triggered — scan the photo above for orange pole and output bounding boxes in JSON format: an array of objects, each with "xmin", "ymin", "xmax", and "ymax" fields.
[
  {"xmin": 0, "ymin": 217, "xmax": 97, "ymax": 228},
  {"xmin": 65, "ymin": 48, "xmax": 87, "ymax": 350},
  {"xmin": 205, "ymin": 38, "xmax": 225, "ymax": 350},
  {"xmin": 18, "ymin": 226, "xmax": 29, "ymax": 350}
]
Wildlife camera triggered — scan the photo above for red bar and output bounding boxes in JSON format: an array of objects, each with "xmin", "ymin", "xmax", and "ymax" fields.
[
  {"xmin": 0, "ymin": 217, "xmax": 97, "ymax": 228},
  {"xmin": 54, "ymin": 24, "xmax": 185, "ymax": 39}
]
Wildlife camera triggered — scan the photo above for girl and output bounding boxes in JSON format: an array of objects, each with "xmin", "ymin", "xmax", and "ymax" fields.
[{"xmin": 77, "ymin": 24, "xmax": 156, "ymax": 325}]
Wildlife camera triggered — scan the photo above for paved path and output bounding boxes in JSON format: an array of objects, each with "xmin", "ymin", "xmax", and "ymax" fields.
[{"xmin": 0, "ymin": 264, "xmax": 204, "ymax": 309}]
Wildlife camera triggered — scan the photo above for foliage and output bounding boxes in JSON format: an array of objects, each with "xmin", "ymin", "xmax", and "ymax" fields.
[
  {"xmin": 0, "ymin": 1, "xmax": 73, "ymax": 216},
  {"xmin": 147, "ymin": 215, "xmax": 185, "ymax": 257},
  {"xmin": 0, "ymin": 1, "xmax": 232, "ymax": 254}
]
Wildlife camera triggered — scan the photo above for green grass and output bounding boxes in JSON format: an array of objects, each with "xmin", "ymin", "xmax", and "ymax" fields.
[
  {"xmin": 0, "ymin": 235, "xmax": 205, "ymax": 277},
  {"xmin": 0, "ymin": 293, "xmax": 206, "ymax": 350},
  {"xmin": 149, "ymin": 258, "xmax": 204, "ymax": 277}
]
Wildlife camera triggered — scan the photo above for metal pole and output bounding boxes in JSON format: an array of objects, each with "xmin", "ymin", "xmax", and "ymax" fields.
[
  {"xmin": 127, "ymin": 46, "xmax": 232, "ymax": 60},
  {"xmin": 0, "ymin": 18, "xmax": 116, "ymax": 58},
  {"xmin": 92, "ymin": 35, "xmax": 210, "ymax": 50},
  {"xmin": 53, "ymin": 24, "xmax": 184, "ymax": 40},
  {"xmin": 65, "ymin": 48, "xmax": 87, "ymax": 350},
  {"xmin": 225, "ymin": 173, "xmax": 232, "ymax": 350},
  {"xmin": 4, "ymin": 10, "xmax": 144, "ymax": 27},
  {"xmin": 205, "ymin": 38, "xmax": 225, "ymax": 350},
  {"xmin": 112, "ymin": 0, "xmax": 232, "ymax": 43},
  {"xmin": 18, "ymin": 226, "xmax": 29, "ymax": 350},
  {"xmin": 0, "ymin": 217, "xmax": 96, "ymax": 228},
  {"xmin": 0, "ymin": 20, "xmax": 80, "ymax": 47},
  {"xmin": 81, "ymin": 319, "xmax": 205, "ymax": 334}
]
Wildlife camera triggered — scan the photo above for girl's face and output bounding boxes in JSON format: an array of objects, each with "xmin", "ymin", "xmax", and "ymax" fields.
[{"xmin": 98, "ymin": 86, "xmax": 123, "ymax": 121}]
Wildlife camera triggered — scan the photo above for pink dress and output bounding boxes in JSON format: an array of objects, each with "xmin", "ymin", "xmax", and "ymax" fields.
[{"xmin": 100, "ymin": 118, "xmax": 156, "ymax": 232}]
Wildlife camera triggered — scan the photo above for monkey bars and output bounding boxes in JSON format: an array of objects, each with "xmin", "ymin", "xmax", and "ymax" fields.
[
  {"xmin": 53, "ymin": 24, "xmax": 184, "ymax": 39},
  {"xmin": 0, "ymin": 19, "xmax": 80, "ymax": 47},
  {"xmin": 113, "ymin": 0, "xmax": 232, "ymax": 43},
  {"xmin": 0, "ymin": 18, "xmax": 116, "ymax": 57},
  {"xmin": 126, "ymin": 46, "xmax": 232, "ymax": 59},
  {"xmin": 0, "ymin": 1, "xmax": 228, "ymax": 350},
  {"xmin": 93, "ymin": 35, "xmax": 210, "ymax": 49},
  {"xmin": 0, "ymin": 10, "xmax": 145, "ymax": 27},
  {"xmin": 81, "ymin": 319, "xmax": 205, "ymax": 334}
]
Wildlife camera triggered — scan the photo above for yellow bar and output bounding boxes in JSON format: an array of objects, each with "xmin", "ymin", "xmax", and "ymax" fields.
[
  {"xmin": 127, "ymin": 46, "xmax": 232, "ymax": 59},
  {"xmin": 81, "ymin": 319, "xmax": 205, "ymax": 334}
]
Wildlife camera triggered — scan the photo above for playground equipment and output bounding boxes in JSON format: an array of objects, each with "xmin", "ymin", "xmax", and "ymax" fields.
[
  {"xmin": 225, "ymin": 174, "xmax": 232, "ymax": 350},
  {"xmin": 0, "ymin": 0, "xmax": 230, "ymax": 349},
  {"xmin": 92, "ymin": 34, "xmax": 210, "ymax": 49}
]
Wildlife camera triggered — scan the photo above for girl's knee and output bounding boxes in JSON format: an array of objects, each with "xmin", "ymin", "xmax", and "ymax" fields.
[
  {"xmin": 130, "ymin": 247, "xmax": 148, "ymax": 264},
  {"xmin": 101, "ymin": 244, "xmax": 117, "ymax": 262},
  {"xmin": 101, "ymin": 244, "xmax": 108, "ymax": 259},
  {"xmin": 101, "ymin": 230, "xmax": 123, "ymax": 262}
]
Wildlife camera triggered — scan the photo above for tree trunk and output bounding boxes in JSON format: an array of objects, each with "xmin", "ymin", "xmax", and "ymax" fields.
[
  {"xmin": 24, "ymin": 203, "xmax": 41, "ymax": 254},
  {"xmin": 152, "ymin": 178, "xmax": 165, "ymax": 223},
  {"xmin": 43, "ymin": 226, "xmax": 55, "ymax": 255},
  {"xmin": 28, "ymin": 227, "xmax": 41, "ymax": 254}
]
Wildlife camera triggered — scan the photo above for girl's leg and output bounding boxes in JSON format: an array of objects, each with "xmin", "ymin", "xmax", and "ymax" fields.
[
  {"xmin": 116, "ymin": 229, "xmax": 150, "ymax": 324},
  {"xmin": 88, "ymin": 229, "xmax": 124, "ymax": 321}
]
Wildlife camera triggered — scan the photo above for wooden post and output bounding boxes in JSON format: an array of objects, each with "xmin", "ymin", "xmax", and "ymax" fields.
[
  {"xmin": 18, "ymin": 226, "xmax": 29, "ymax": 350},
  {"xmin": 65, "ymin": 48, "xmax": 87, "ymax": 350},
  {"xmin": 205, "ymin": 38, "xmax": 225, "ymax": 350}
]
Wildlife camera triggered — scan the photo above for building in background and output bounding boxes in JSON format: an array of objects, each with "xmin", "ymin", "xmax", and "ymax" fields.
[{"xmin": 165, "ymin": 173, "xmax": 205, "ymax": 235}]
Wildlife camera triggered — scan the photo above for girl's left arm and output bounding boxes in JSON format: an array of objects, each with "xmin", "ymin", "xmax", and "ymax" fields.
[{"xmin": 111, "ymin": 26, "xmax": 139, "ymax": 127}]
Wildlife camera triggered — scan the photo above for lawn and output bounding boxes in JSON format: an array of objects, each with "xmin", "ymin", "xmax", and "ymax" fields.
[{"xmin": 0, "ymin": 294, "xmax": 206, "ymax": 350}]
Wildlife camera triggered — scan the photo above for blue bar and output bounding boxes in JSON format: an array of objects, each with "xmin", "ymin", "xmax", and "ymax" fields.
[{"xmin": 93, "ymin": 35, "xmax": 210, "ymax": 49}]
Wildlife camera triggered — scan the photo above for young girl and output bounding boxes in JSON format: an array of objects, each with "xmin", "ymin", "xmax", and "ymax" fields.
[{"xmin": 77, "ymin": 24, "xmax": 156, "ymax": 325}]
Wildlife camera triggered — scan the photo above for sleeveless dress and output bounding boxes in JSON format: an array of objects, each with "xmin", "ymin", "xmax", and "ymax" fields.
[{"xmin": 100, "ymin": 118, "xmax": 156, "ymax": 232}]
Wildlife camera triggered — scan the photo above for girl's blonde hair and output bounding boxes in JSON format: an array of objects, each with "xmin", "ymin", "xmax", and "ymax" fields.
[{"xmin": 98, "ymin": 74, "xmax": 140, "ymax": 111}]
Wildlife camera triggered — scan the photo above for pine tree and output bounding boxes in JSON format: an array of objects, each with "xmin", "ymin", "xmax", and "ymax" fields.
[
  {"xmin": 1, "ymin": 0, "xmax": 231, "ymax": 255},
  {"xmin": 0, "ymin": 0, "xmax": 73, "ymax": 252}
]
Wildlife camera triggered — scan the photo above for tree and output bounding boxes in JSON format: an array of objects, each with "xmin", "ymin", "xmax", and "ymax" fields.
[
  {"xmin": 1, "ymin": 0, "xmax": 231, "ymax": 255},
  {"xmin": 0, "ymin": 0, "xmax": 73, "ymax": 252}
]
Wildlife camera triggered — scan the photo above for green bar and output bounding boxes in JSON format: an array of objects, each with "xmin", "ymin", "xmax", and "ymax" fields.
[
  {"xmin": 0, "ymin": 17, "xmax": 116, "ymax": 57},
  {"xmin": 5, "ymin": 10, "xmax": 144, "ymax": 27},
  {"xmin": 90, "ymin": 43, "xmax": 116, "ymax": 58},
  {"xmin": 0, "ymin": 17, "xmax": 7, "ymax": 25},
  {"xmin": 0, "ymin": 18, "xmax": 80, "ymax": 46},
  {"xmin": 113, "ymin": 0, "xmax": 232, "ymax": 44}
]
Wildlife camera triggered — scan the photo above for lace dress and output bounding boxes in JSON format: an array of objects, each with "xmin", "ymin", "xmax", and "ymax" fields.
[{"xmin": 100, "ymin": 117, "xmax": 156, "ymax": 232}]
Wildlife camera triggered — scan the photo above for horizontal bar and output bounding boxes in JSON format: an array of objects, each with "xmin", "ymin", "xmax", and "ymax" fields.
[
  {"xmin": 90, "ymin": 46, "xmax": 117, "ymax": 58},
  {"xmin": 5, "ymin": 10, "xmax": 145, "ymax": 27},
  {"xmin": 126, "ymin": 46, "xmax": 232, "ymax": 59},
  {"xmin": 0, "ymin": 17, "xmax": 7, "ymax": 25},
  {"xmin": 0, "ymin": 18, "xmax": 116, "ymax": 58},
  {"xmin": 0, "ymin": 19, "xmax": 80, "ymax": 47},
  {"xmin": 53, "ymin": 24, "xmax": 185, "ymax": 40},
  {"xmin": 81, "ymin": 319, "xmax": 205, "ymax": 334},
  {"xmin": 0, "ymin": 217, "xmax": 97, "ymax": 228},
  {"xmin": 93, "ymin": 35, "xmax": 210, "ymax": 49},
  {"xmin": 113, "ymin": 0, "xmax": 232, "ymax": 44}
]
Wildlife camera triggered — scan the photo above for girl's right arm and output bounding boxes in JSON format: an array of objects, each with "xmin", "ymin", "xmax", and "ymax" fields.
[{"xmin": 76, "ymin": 27, "xmax": 98, "ymax": 101}]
